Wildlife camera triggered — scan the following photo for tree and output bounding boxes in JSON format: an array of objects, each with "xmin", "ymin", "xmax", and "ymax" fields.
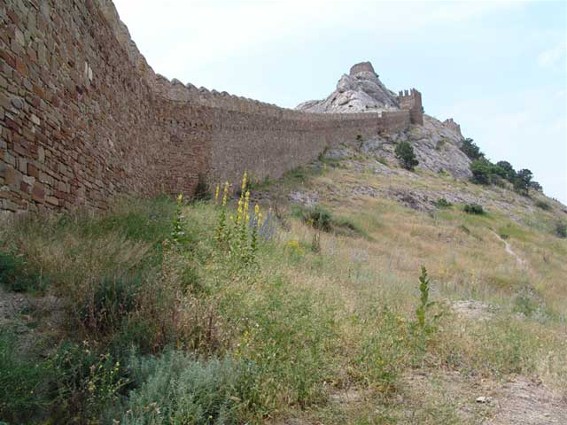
[
  {"xmin": 495, "ymin": 161, "xmax": 516, "ymax": 182},
  {"xmin": 460, "ymin": 138, "xmax": 484, "ymax": 160},
  {"xmin": 529, "ymin": 181, "xmax": 543, "ymax": 192},
  {"xmin": 514, "ymin": 169, "xmax": 533, "ymax": 195},
  {"xmin": 395, "ymin": 141, "xmax": 419, "ymax": 171},
  {"xmin": 470, "ymin": 158, "xmax": 497, "ymax": 185}
]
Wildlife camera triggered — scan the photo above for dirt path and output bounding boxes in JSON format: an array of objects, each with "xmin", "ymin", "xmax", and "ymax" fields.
[{"xmin": 491, "ymin": 230, "xmax": 526, "ymax": 268}]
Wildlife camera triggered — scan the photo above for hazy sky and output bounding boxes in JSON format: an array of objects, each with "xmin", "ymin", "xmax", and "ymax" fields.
[{"xmin": 113, "ymin": 0, "xmax": 566, "ymax": 203}]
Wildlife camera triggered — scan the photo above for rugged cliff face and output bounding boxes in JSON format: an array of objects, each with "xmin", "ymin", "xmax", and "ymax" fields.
[
  {"xmin": 296, "ymin": 61, "xmax": 469, "ymax": 179},
  {"xmin": 296, "ymin": 61, "xmax": 400, "ymax": 113}
]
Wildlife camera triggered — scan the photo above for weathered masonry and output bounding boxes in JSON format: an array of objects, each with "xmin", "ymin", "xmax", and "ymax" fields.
[{"xmin": 0, "ymin": 0, "xmax": 423, "ymax": 213}]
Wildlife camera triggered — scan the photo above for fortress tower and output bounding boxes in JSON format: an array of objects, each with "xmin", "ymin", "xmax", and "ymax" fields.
[{"xmin": 398, "ymin": 89, "xmax": 424, "ymax": 125}]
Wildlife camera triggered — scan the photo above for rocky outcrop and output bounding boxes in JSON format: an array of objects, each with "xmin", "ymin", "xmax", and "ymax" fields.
[{"xmin": 296, "ymin": 61, "xmax": 400, "ymax": 113}]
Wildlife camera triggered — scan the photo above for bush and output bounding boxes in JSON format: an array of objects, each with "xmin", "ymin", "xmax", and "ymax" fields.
[
  {"xmin": 78, "ymin": 275, "xmax": 142, "ymax": 334},
  {"xmin": 0, "ymin": 251, "xmax": 44, "ymax": 293},
  {"xmin": 298, "ymin": 205, "xmax": 332, "ymax": 232},
  {"xmin": 193, "ymin": 173, "xmax": 211, "ymax": 201},
  {"xmin": 514, "ymin": 169, "xmax": 533, "ymax": 196},
  {"xmin": 0, "ymin": 331, "xmax": 51, "ymax": 423},
  {"xmin": 555, "ymin": 222, "xmax": 567, "ymax": 238},
  {"xmin": 122, "ymin": 351, "xmax": 255, "ymax": 425},
  {"xmin": 433, "ymin": 198, "xmax": 452, "ymax": 208},
  {"xmin": 395, "ymin": 141, "xmax": 419, "ymax": 171},
  {"xmin": 535, "ymin": 200, "xmax": 551, "ymax": 211},
  {"xmin": 460, "ymin": 138, "xmax": 484, "ymax": 160},
  {"xmin": 214, "ymin": 174, "xmax": 264, "ymax": 267},
  {"xmin": 463, "ymin": 203, "xmax": 485, "ymax": 215},
  {"xmin": 529, "ymin": 181, "xmax": 543, "ymax": 192},
  {"xmin": 470, "ymin": 158, "xmax": 501, "ymax": 185},
  {"xmin": 495, "ymin": 161, "xmax": 516, "ymax": 182},
  {"xmin": 49, "ymin": 342, "xmax": 127, "ymax": 423}
]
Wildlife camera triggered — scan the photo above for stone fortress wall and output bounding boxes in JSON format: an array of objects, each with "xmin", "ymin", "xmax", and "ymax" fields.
[{"xmin": 0, "ymin": 0, "xmax": 423, "ymax": 213}]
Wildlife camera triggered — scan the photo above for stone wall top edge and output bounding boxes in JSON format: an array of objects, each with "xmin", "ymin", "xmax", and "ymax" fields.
[{"xmin": 93, "ymin": 0, "xmax": 409, "ymax": 123}]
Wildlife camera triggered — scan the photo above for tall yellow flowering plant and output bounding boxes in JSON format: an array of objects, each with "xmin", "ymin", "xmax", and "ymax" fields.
[{"xmin": 214, "ymin": 172, "xmax": 263, "ymax": 266}]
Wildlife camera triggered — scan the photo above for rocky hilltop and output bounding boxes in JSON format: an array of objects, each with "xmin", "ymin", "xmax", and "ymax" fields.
[
  {"xmin": 296, "ymin": 61, "xmax": 471, "ymax": 179},
  {"xmin": 296, "ymin": 61, "xmax": 400, "ymax": 113}
]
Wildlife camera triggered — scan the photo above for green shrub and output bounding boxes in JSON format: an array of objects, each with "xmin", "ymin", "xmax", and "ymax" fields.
[
  {"xmin": 0, "ymin": 251, "xmax": 44, "ymax": 293},
  {"xmin": 470, "ymin": 158, "xmax": 500, "ymax": 185},
  {"xmin": 513, "ymin": 169, "xmax": 533, "ymax": 196},
  {"xmin": 463, "ymin": 203, "xmax": 485, "ymax": 215},
  {"xmin": 433, "ymin": 198, "xmax": 452, "ymax": 208},
  {"xmin": 555, "ymin": 222, "xmax": 567, "ymax": 238},
  {"xmin": 299, "ymin": 205, "xmax": 332, "ymax": 232},
  {"xmin": 122, "ymin": 351, "xmax": 255, "ymax": 425},
  {"xmin": 394, "ymin": 141, "xmax": 419, "ymax": 171},
  {"xmin": 0, "ymin": 331, "xmax": 51, "ymax": 423},
  {"xmin": 535, "ymin": 200, "xmax": 551, "ymax": 210},
  {"xmin": 460, "ymin": 138, "xmax": 484, "ymax": 160},
  {"xmin": 435, "ymin": 139, "xmax": 446, "ymax": 150},
  {"xmin": 78, "ymin": 275, "xmax": 142, "ymax": 334},
  {"xmin": 529, "ymin": 181, "xmax": 543, "ymax": 192},
  {"xmin": 230, "ymin": 284, "xmax": 334, "ymax": 411},
  {"xmin": 214, "ymin": 174, "xmax": 263, "ymax": 268},
  {"xmin": 495, "ymin": 161, "xmax": 516, "ymax": 182},
  {"xmin": 193, "ymin": 173, "xmax": 211, "ymax": 201},
  {"xmin": 49, "ymin": 342, "xmax": 127, "ymax": 423}
]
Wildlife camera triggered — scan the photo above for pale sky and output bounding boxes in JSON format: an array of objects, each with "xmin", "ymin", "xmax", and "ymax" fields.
[{"xmin": 113, "ymin": 0, "xmax": 567, "ymax": 204}]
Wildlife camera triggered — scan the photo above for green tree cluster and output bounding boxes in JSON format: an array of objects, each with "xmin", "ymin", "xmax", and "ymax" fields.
[
  {"xmin": 466, "ymin": 146, "xmax": 540, "ymax": 196},
  {"xmin": 395, "ymin": 141, "xmax": 419, "ymax": 171}
]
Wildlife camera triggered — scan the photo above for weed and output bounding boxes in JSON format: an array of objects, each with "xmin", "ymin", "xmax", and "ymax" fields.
[
  {"xmin": 311, "ymin": 231, "xmax": 321, "ymax": 253},
  {"xmin": 49, "ymin": 342, "xmax": 128, "ymax": 422},
  {"xmin": 535, "ymin": 200, "xmax": 551, "ymax": 211},
  {"xmin": 193, "ymin": 173, "xmax": 211, "ymax": 201},
  {"xmin": 0, "ymin": 251, "xmax": 45, "ymax": 293},
  {"xmin": 171, "ymin": 193, "xmax": 188, "ymax": 245},
  {"xmin": 433, "ymin": 198, "xmax": 452, "ymax": 209},
  {"xmin": 555, "ymin": 221, "xmax": 566, "ymax": 238},
  {"xmin": 415, "ymin": 266, "xmax": 441, "ymax": 332},
  {"xmin": 214, "ymin": 172, "xmax": 263, "ymax": 267},
  {"xmin": 463, "ymin": 203, "xmax": 485, "ymax": 215},
  {"xmin": 304, "ymin": 205, "xmax": 332, "ymax": 232},
  {"xmin": 0, "ymin": 331, "xmax": 51, "ymax": 423},
  {"xmin": 77, "ymin": 274, "xmax": 142, "ymax": 334}
]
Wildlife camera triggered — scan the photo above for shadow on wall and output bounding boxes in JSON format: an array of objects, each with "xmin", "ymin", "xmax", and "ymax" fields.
[{"xmin": 0, "ymin": 0, "xmax": 422, "ymax": 213}]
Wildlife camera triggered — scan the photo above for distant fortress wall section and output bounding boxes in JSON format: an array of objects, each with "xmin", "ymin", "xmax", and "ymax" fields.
[
  {"xmin": 398, "ymin": 89, "xmax": 423, "ymax": 125},
  {"xmin": 0, "ymin": 0, "xmax": 416, "ymax": 213}
]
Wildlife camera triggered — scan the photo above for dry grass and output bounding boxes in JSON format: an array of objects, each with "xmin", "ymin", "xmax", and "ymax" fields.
[
  {"xmin": 255, "ymin": 158, "xmax": 567, "ymax": 422},
  {"xmin": 1, "ymin": 163, "xmax": 565, "ymax": 423}
]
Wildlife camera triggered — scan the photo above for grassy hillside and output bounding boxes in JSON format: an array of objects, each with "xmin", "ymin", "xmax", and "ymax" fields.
[{"xmin": 1, "ymin": 148, "xmax": 566, "ymax": 424}]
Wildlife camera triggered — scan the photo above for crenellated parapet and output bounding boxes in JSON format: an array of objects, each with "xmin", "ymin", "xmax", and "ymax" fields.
[{"xmin": 0, "ymin": 0, "xmax": 423, "ymax": 213}]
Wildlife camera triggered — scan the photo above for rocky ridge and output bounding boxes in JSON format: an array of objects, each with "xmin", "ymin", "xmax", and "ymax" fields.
[
  {"xmin": 296, "ymin": 61, "xmax": 470, "ymax": 181},
  {"xmin": 296, "ymin": 61, "xmax": 400, "ymax": 113}
]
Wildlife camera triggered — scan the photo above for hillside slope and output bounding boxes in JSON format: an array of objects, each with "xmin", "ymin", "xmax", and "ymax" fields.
[{"xmin": 2, "ymin": 121, "xmax": 566, "ymax": 424}]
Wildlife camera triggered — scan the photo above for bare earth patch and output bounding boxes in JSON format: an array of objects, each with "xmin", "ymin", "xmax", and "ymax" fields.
[
  {"xmin": 487, "ymin": 376, "xmax": 567, "ymax": 425},
  {"xmin": 451, "ymin": 300, "xmax": 495, "ymax": 321},
  {"xmin": 404, "ymin": 371, "xmax": 567, "ymax": 425}
]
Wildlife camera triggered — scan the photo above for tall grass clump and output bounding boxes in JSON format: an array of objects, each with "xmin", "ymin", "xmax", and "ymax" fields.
[{"xmin": 0, "ymin": 331, "xmax": 51, "ymax": 423}]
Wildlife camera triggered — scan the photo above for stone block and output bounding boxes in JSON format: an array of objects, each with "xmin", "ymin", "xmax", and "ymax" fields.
[
  {"xmin": 45, "ymin": 195, "xmax": 59, "ymax": 206},
  {"xmin": 27, "ymin": 162, "xmax": 39, "ymax": 178},
  {"xmin": 5, "ymin": 166, "xmax": 22, "ymax": 190},
  {"xmin": 31, "ymin": 182, "xmax": 45, "ymax": 202}
]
